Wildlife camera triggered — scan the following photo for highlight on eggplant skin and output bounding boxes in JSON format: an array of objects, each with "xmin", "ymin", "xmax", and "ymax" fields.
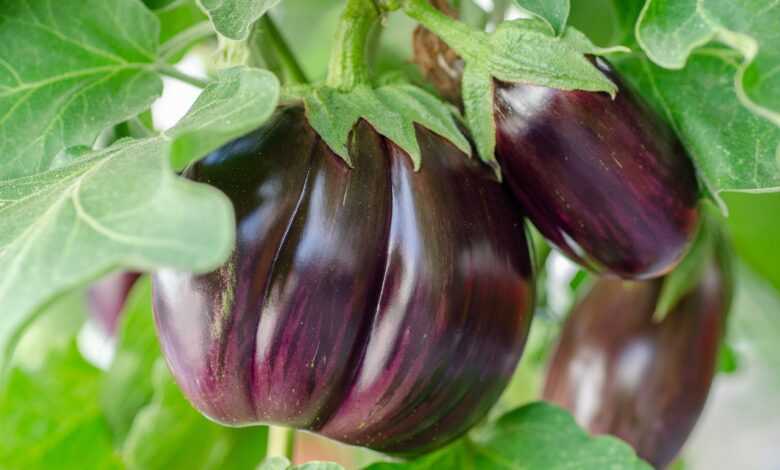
[
  {"xmin": 494, "ymin": 58, "xmax": 700, "ymax": 280},
  {"xmin": 152, "ymin": 106, "xmax": 535, "ymax": 456},
  {"xmin": 87, "ymin": 272, "xmax": 141, "ymax": 337},
  {"xmin": 542, "ymin": 252, "xmax": 731, "ymax": 468}
]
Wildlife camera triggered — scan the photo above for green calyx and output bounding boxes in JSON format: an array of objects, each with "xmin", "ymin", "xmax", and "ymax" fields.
[
  {"xmin": 326, "ymin": 0, "xmax": 382, "ymax": 91},
  {"xmin": 654, "ymin": 204, "xmax": 733, "ymax": 322},
  {"xmin": 400, "ymin": 0, "xmax": 624, "ymax": 168}
]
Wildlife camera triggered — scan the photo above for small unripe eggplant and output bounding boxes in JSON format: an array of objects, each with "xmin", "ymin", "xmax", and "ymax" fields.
[
  {"xmin": 542, "ymin": 248, "xmax": 731, "ymax": 468},
  {"xmin": 153, "ymin": 107, "xmax": 535, "ymax": 455},
  {"xmin": 494, "ymin": 59, "xmax": 700, "ymax": 279},
  {"xmin": 87, "ymin": 272, "xmax": 141, "ymax": 336}
]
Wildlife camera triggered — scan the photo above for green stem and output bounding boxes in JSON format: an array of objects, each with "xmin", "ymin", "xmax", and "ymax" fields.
[
  {"xmin": 326, "ymin": 0, "xmax": 381, "ymax": 90},
  {"xmin": 267, "ymin": 425, "xmax": 295, "ymax": 460},
  {"xmin": 159, "ymin": 21, "xmax": 215, "ymax": 61},
  {"xmin": 257, "ymin": 15, "xmax": 308, "ymax": 84},
  {"xmin": 156, "ymin": 64, "xmax": 209, "ymax": 88},
  {"xmin": 402, "ymin": 0, "xmax": 484, "ymax": 59},
  {"xmin": 128, "ymin": 117, "xmax": 154, "ymax": 138}
]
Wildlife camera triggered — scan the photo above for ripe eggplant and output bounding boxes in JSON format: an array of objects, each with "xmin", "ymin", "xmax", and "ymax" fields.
[
  {"xmin": 87, "ymin": 272, "xmax": 141, "ymax": 336},
  {"xmin": 494, "ymin": 58, "xmax": 700, "ymax": 279},
  {"xmin": 542, "ymin": 250, "xmax": 730, "ymax": 468},
  {"xmin": 152, "ymin": 107, "xmax": 535, "ymax": 455}
]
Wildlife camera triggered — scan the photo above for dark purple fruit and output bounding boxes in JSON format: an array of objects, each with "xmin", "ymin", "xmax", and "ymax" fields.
[
  {"xmin": 87, "ymin": 272, "xmax": 141, "ymax": 336},
  {"xmin": 494, "ymin": 58, "xmax": 700, "ymax": 279},
  {"xmin": 542, "ymin": 249, "xmax": 730, "ymax": 468},
  {"xmin": 152, "ymin": 107, "xmax": 535, "ymax": 455}
]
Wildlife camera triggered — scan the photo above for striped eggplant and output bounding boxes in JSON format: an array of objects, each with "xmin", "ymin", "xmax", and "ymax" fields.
[
  {"xmin": 87, "ymin": 272, "xmax": 141, "ymax": 336},
  {"xmin": 542, "ymin": 246, "xmax": 731, "ymax": 468},
  {"xmin": 494, "ymin": 58, "xmax": 700, "ymax": 279},
  {"xmin": 152, "ymin": 107, "xmax": 535, "ymax": 455}
]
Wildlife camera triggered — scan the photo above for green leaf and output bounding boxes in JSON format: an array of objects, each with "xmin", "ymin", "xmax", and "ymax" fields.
[
  {"xmin": 123, "ymin": 360, "xmax": 268, "ymax": 470},
  {"xmin": 568, "ymin": 0, "xmax": 643, "ymax": 47},
  {"xmin": 0, "ymin": 66, "xmax": 283, "ymax": 370},
  {"xmin": 259, "ymin": 457, "xmax": 346, "ymax": 470},
  {"xmin": 366, "ymin": 403, "xmax": 651, "ymax": 470},
  {"xmin": 0, "ymin": 0, "xmax": 163, "ymax": 180},
  {"xmin": 101, "ymin": 277, "xmax": 160, "ymax": 442},
  {"xmin": 0, "ymin": 137, "xmax": 233, "ymax": 369},
  {"xmin": 724, "ymin": 192, "xmax": 780, "ymax": 291},
  {"xmin": 512, "ymin": 0, "xmax": 570, "ymax": 36},
  {"xmin": 197, "ymin": 0, "xmax": 281, "ymax": 40},
  {"xmin": 717, "ymin": 341, "xmax": 739, "ymax": 374},
  {"xmin": 654, "ymin": 207, "xmax": 724, "ymax": 321},
  {"xmin": 636, "ymin": 0, "xmax": 780, "ymax": 126},
  {"xmin": 167, "ymin": 67, "xmax": 280, "ymax": 170},
  {"xmin": 613, "ymin": 50, "xmax": 780, "ymax": 194},
  {"xmin": 0, "ymin": 300, "xmax": 121, "ymax": 469},
  {"xmin": 291, "ymin": 82, "xmax": 470, "ymax": 169}
]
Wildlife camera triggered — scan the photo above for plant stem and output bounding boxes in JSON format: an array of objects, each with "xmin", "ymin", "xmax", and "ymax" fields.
[
  {"xmin": 157, "ymin": 64, "xmax": 210, "ymax": 88},
  {"xmin": 159, "ymin": 21, "xmax": 215, "ymax": 62},
  {"xmin": 402, "ymin": 0, "xmax": 484, "ymax": 60},
  {"xmin": 257, "ymin": 15, "xmax": 308, "ymax": 84},
  {"xmin": 128, "ymin": 117, "xmax": 154, "ymax": 138},
  {"xmin": 267, "ymin": 425, "xmax": 295, "ymax": 461},
  {"xmin": 326, "ymin": 0, "xmax": 381, "ymax": 90}
]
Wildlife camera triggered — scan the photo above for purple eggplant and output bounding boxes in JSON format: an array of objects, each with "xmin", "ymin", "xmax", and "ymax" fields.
[
  {"xmin": 152, "ymin": 107, "xmax": 535, "ymax": 455},
  {"xmin": 87, "ymin": 272, "xmax": 141, "ymax": 336},
  {"xmin": 542, "ymin": 248, "xmax": 731, "ymax": 468},
  {"xmin": 494, "ymin": 59, "xmax": 700, "ymax": 279}
]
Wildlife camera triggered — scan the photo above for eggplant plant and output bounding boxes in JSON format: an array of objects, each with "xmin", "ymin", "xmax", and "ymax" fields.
[{"xmin": 2, "ymin": 0, "xmax": 779, "ymax": 469}]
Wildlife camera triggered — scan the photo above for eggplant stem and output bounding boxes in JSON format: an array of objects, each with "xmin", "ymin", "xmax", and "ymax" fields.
[
  {"xmin": 267, "ymin": 425, "xmax": 296, "ymax": 460},
  {"xmin": 326, "ymin": 0, "xmax": 381, "ymax": 90}
]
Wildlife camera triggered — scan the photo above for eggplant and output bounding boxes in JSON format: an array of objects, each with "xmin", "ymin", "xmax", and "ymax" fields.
[
  {"xmin": 542, "ymin": 249, "xmax": 731, "ymax": 468},
  {"xmin": 152, "ymin": 107, "xmax": 535, "ymax": 455},
  {"xmin": 494, "ymin": 58, "xmax": 700, "ymax": 279},
  {"xmin": 87, "ymin": 272, "xmax": 141, "ymax": 336}
]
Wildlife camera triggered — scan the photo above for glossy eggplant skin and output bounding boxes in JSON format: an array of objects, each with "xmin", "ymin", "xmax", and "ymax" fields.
[
  {"xmin": 87, "ymin": 272, "xmax": 141, "ymax": 336},
  {"xmin": 494, "ymin": 59, "xmax": 700, "ymax": 279},
  {"xmin": 542, "ymin": 252, "xmax": 730, "ymax": 468},
  {"xmin": 152, "ymin": 107, "xmax": 535, "ymax": 455}
]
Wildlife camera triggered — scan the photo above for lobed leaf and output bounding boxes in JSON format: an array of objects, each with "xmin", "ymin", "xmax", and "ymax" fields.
[
  {"xmin": 636, "ymin": 0, "xmax": 780, "ymax": 126},
  {"xmin": 197, "ymin": 0, "xmax": 281, "ymax": 40},
  {"xmin": 167, "ymin": 66, "xmax": 280, "ymax": 170},
  {"xmin": 366, "ymin": 402, "xmax": 651, "ymax": 469},
  {"xmin": 0, "ymin": 137, "xmax": 234, "ymax": 369},
  {"xmin": 0, "ymin": 0, "xmax": 162, "ymax": 180},
  {"xmin": 0, "ymin": 66, "xmax": 279, "ymax": 370},
  {"xmin": 613, "ymin": 50, "xmax": 780, "ymax": 194}
]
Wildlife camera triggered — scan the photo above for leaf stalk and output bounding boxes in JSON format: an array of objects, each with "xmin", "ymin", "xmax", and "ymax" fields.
[{"xmin": 156, "ymin": 64, "xmax": 210, "ymax": 88}]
